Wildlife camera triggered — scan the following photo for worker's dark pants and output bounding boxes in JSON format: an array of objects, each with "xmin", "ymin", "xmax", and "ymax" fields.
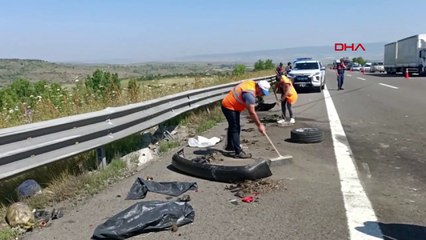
[
  {"xmin": 221, "ymin": 105, "xmax": 242, "ymax": 154},
  {"xmin": 281, "ymin": 98, "xmax": 293, "ymax": 118},
  {"xmin": 337, "ymin": 73, "xmax": 344, "ymax": 89}
]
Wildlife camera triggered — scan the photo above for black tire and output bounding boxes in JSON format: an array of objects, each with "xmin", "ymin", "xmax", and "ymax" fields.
[
  {"xmin": 290, "ymin": 127, "xmax": 324, "ymax": 143},
  {"xmin": 314, "ymin": 86, "xmax": 321, "ymax": 92},
  {"xmin": 172, "ymin": 149, "xmax": 272, "ymax": 183}
]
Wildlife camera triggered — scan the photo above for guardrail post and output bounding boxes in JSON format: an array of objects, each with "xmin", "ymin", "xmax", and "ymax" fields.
[{"xmin": 96, "ymin": 146, "xmax": 107, "ymax": 169}]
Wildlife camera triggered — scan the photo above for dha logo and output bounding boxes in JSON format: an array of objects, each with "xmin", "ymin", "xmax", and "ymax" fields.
[{"xmin": 334, "ymin": 43, "xmax": 366, "ymax": 51}]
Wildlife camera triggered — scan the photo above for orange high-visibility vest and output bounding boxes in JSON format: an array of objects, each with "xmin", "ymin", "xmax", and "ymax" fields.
[
  {"xmin": 222, "ymin": 80, "xmax": 256, "ymax": 112},
  {"xmin": 280, "ymin": 76, "xmax": 298, "ymax": 104}
]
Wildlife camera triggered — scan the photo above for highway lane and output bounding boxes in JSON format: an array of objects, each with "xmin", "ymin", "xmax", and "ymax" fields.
[{"xmin": 326, "ymin": 69, "xmax": 426, "ymax": 239}]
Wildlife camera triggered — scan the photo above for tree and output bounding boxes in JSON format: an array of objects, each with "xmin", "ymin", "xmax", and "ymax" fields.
[
  {"xmin": 85, "ymin": 69, "xmax": 121, "ymax": 97},
  {"xmin": 264, "ymin": 59, "xmax": 275, "ymax": 69},
  {"xmin": 254, "ymin": 60, "xmax": 265, "ymax": 71},
  {"xmin": 232, "ymin": 64, "xmax": 246, "ymax": 76},
  {"xmin": 352, "ymin": 57, "xmax": 367, "ymax": 65},
  {"xmin": 254, "ymin": 59, "xmax": 275, "ymax": 71}
]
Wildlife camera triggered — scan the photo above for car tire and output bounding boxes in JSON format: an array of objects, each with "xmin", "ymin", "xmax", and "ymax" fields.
[
  {"xmin": 172, "ymin": 149, "xmax": 272, "ymax": 183},
  {"xmin": 290, "ymin": 127, "xmax": 324, "ymax": 143}
]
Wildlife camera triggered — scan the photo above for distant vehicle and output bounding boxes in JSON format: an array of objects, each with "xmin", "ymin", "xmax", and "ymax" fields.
[
  {"xmin": 294, "ymin": 57, "xmax": 313, "ymax": 62},
  {"xmin": 370, "ymin": 62, "xmax": 385, "ymax": 73},
  {"xmin": 384, "ymin": 34, "xmax": 426, "ymax": 75},
  {"xmin": 332, "ymin": 58, "xmax": 351, "ymax": 69},
  {"xmin": 350, "ymin": 63, "xmax": 361, "ymax": 71},
  {"xmin": 361, "ymin": 63, "xmax": 372, "ymax": 72},
  {"xmin": 287, "ymin": 60, "xmax": 325, "ymax": 92}
]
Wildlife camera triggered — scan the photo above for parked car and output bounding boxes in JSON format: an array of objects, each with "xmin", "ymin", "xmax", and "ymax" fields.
[
  {"xmin": 361, "ymin": 63, "xmax": 372, "ymax": 72},
  {"xmin": 287, "ymin": 60, "xmax": 326, "ymax": 92},
  {"xmin": 370, "ymin": 62, "xmax": 385, "ymax": 73}
]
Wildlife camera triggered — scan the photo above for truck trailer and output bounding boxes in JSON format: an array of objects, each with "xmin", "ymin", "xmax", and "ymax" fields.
[{"xmin": 384, "ymin": 34, "xmax": 426, "ymax": 75}]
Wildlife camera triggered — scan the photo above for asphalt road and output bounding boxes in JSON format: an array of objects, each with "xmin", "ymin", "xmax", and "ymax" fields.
[{"xmin": 25, "ymin": 70, "xmax": 426, "ymax": 240}]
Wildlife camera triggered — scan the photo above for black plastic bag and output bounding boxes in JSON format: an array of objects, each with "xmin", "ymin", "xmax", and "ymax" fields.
[
  {"xmin": 92, "ymin": 201, "xmax": 195, "ymax": 239},
  {"xmin": 126, "ymin": 178, "xmax": 197, "ymax": 200}
]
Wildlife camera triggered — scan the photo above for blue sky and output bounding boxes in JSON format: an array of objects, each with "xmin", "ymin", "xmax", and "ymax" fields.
[{"xmin": 0, "ymin": 0, "xmax": 424, "ymax": 63}]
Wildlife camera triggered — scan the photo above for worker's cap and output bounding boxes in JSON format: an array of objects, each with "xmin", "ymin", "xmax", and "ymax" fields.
[{"xmin": 257, "ymin": 80, "xmax": 270, "ymax": 96}]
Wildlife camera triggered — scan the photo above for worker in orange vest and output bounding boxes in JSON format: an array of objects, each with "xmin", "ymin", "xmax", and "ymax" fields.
[
  {"xmin": 221, "ymin": 80, "xmax": 271, "ymax": 158},
  {"xmin": 274, "ymin": 73, "xmax": 298, "ymax": 123}
]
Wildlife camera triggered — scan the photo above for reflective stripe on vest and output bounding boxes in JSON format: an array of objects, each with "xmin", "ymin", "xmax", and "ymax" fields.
[
  {"xmin": 232, "ymin": 85, "xmax": 254, "ymax": 106},
  {"xmin": 222, "ymin": 80, "xmax": 256, "ymax": 112}
]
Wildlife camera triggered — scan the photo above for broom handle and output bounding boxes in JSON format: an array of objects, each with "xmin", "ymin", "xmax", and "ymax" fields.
[{"xmin": 264, "ymin": 132, "xmax": 282, "ymax": 157}]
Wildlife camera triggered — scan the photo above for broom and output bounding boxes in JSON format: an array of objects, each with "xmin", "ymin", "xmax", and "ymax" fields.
[{"xmin": 264, "ymin": 131, "xmax": 287, "ymax": 161}]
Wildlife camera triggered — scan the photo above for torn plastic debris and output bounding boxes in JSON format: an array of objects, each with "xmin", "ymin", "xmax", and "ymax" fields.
[
  {"xmin": 17, "ymin": 179, "xmax": 42, "ymax": 199},
  {"xmin": 126, "ymin": 177, "xmax": 197, "ymax": 200},
  {"xmin": 188, "ymin": 136, "xmax": 221, "ymax": 148},
  {"xmin": 92, "ymin": 201, "xmax": 194, "ymax": 239},
  {"xmin": 6, "ymin": 202, "xmax": 35, "ymax": 230},
  {"xmin": 172, "ymin": 149, "xmax": 272, "ymax": 183}
]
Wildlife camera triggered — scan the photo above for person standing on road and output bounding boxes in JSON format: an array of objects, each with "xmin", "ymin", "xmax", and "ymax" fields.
[
  {"xmin": 275, "ymin": 62, "xmax": 284, "ymax": 81},
  {"xmin": 336, "ymin": 58, "xmax": 346, "ymax": 90},
  {"xmin": 275, "ymin": 74, "xmax": 298, "ymax": 123},
  {"xmin": 221, "ymin": 80, "xmax": 271, "ymax": 158},
  {"xmin": 285, "ymin": 62, "xmax": 292, "ymax": 74}
]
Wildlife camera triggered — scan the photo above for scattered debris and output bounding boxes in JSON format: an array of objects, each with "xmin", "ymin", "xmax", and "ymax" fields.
[
  {"xmin": 229, "ymin": 199, "xmax": 239, "ymax": 205},
  {"xmin": 241, "ymin": 128, "xmax": 255, "ymax": 132},
  {"xmin": 126, "ymin": 178, "xmax": 197, "ymax": 200},
  {"xmin": 146, "ymin": 176, "xmax": 154, "ymax": 181},
  {"xmin": 92, "ymin": 201, "xmax": 194, "ymax": 239},
  {"xmin": 225, "ymin": 179, "xmax": 284, "ymax": 198},
  {"xmin": 191, "ymin": 151, "xmax": 223, "ymax": 164},
  {"xmin": 34, "ymin": 209, "xmax": 50, "ymax": 227},
  {"xmin": 51, "ymin": 208, "xmax": 64, "ymax": 220},
  {"xmin": 171, "ymin": 223, "xmax": 179, "ymax": 232},
  {"xmin": 260, "ymin": 114, "xmax": 281, "ymax": 123},
  {"xmin": 188, "ymin": 136, "xmax": 221, "ymax": 148},
  {"xmin": 242, "ymin": 196, "xmax": 254, "ymax": 203},
  {"xmin": 17, "ymin": 179, "xmax": 42, "ymax": 199},
  {"xmin": 177, "ymin": 195, "xmax": 191, "ymax": 202},
  {"xmin": 6, "ymin": 202, "xmax": 35, "ymax": 230}
]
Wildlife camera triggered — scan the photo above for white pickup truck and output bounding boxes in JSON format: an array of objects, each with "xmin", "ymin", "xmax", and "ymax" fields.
[{"xmin": 287, "ymin": 60, "xmax": 326, "ymax": 92}]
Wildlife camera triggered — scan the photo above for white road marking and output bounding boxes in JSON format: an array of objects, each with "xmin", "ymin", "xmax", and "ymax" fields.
[
  {"xmin": 347, "ymin": 74, "xmax": 352, "ymax": 77},
  {"xmin": 323, "ymin": 85, "xmax": 383, "ymax": 240},
  {"xmin": 357, "ymin": 77, "xmax": 366, "ymax": 81},
  {"xmin": 379, "ymin": 83, "xmax": 398, "ymax": 89}
]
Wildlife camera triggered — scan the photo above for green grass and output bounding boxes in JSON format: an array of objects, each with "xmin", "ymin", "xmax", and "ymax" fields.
[
  {"xmin": 158, "ymin": 140, "xmax": 180, "ymax": 153},
  {"xmin": 0, "ymin": 228, "xmax": 18, "ymax": 240}
]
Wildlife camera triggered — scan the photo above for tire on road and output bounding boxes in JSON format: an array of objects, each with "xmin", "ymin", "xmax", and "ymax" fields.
[
  {"xmin": 290, "ymin": 127, "xmax": 324, "ymax": 143},
  {"xmin": 172, "ymin": 149, "xmax": 272, "ymax": 183}
]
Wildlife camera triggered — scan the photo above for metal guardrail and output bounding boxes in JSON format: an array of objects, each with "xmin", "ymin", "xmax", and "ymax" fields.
[{"xmin": 0, "ymin": 75, "xmax": 275, "ymax": 180}]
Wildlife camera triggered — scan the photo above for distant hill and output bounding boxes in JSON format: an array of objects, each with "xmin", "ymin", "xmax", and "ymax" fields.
[
  {"xmin": 178, "ymin": 42, "xmax": 386, "ymax": 64},
  {"xmin": 0, "ymin": 42, "xmax": 386, "ymax": 86},
  {"xmin": 0, "ymin": 59, "xmax": 228, "ymax": 86}
]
